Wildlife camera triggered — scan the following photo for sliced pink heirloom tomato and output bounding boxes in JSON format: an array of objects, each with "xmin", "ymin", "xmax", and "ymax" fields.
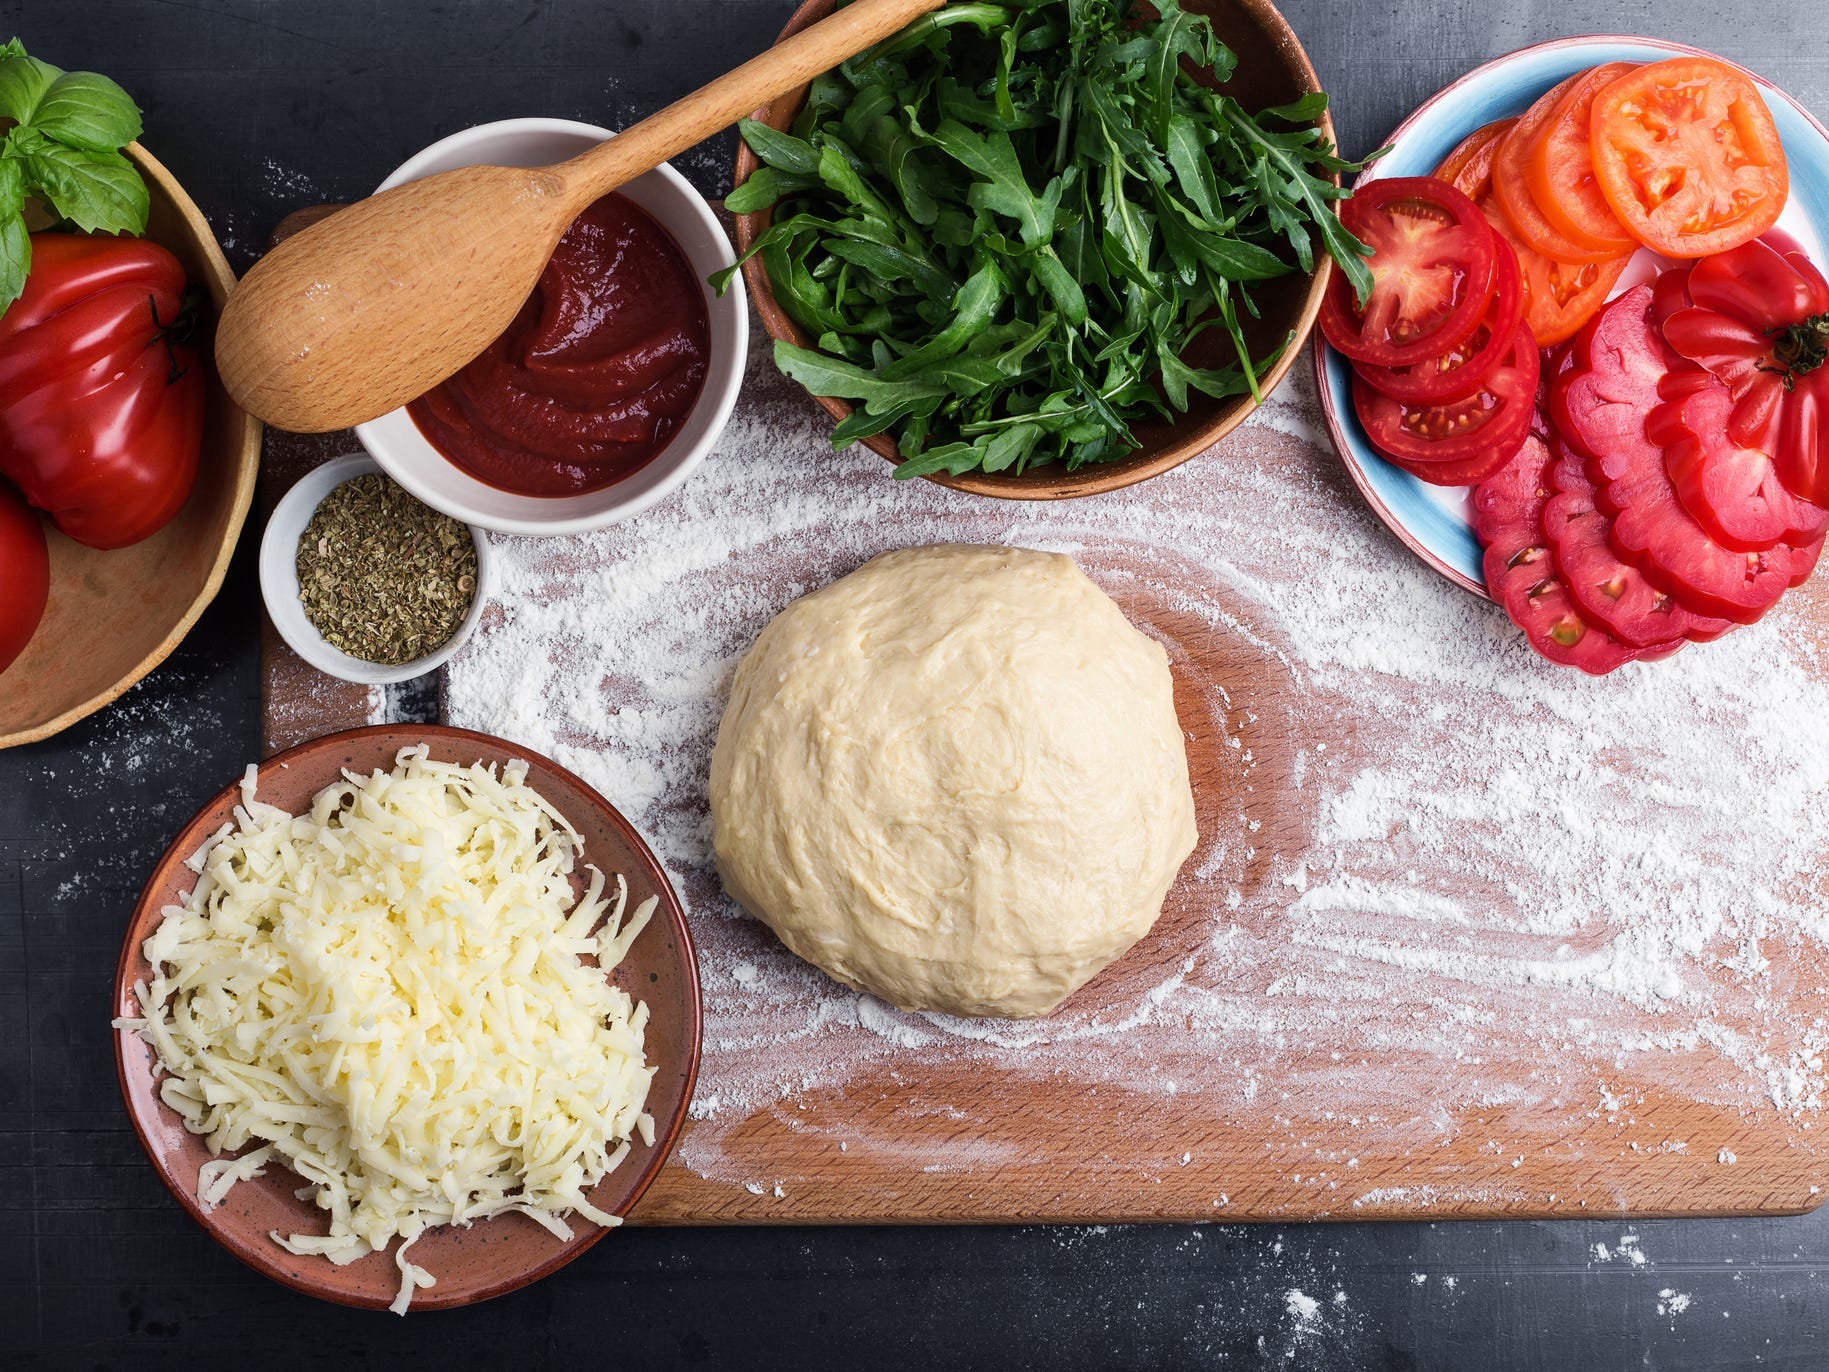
[
  {"xmin": 1472, "ymin": 437, "xmax": 1676, "ymax": 674},
  {"xmin": 1660, "ymin": 236, "xmax": 1829, "ymax": 506},
  {"xmin": 1649, "ymin": 378, "xmax": 1829, "ymax": 553},
  {"xmin": 1542, "ymin": 449, "xmax": 1731, "ymax": 647},
  {"xmin": 1552, "ymin": 285, "xmax": 1822, "ymax": 624}
]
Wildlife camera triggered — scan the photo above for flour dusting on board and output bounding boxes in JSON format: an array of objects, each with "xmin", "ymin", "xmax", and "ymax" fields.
[{"xmin": 446, "ymin": 337, "xmax": 1829, "ymax": 1201}]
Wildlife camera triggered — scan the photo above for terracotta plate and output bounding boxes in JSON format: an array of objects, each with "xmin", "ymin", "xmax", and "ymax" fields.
[{"xmin": 113, "ymin": 725, "xmax": 703, "ymax": 1311}]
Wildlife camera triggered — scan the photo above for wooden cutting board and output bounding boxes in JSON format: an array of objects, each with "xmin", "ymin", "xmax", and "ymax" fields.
[{"xmin": 257, "ymin": 207, "xmax": 1829, "ymax": 1224}]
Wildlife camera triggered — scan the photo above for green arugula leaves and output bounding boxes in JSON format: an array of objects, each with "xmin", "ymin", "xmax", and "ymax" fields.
[
  {"xmin": 0, "ymin": 38, "xmax": 148, "ymax": 310},
  {"xmin": 719, "ymin": 0, "xmax": 1372, "ymax": 478}
]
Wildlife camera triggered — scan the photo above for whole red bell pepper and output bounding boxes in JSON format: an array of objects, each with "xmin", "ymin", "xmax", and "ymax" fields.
[
  {"xmin": 0, "ymin": 233, "xmax": 205, "ymax": 550},
  {"xmin": 1661, "ymin": 235, "xmax": 1829, "ymax": 510}
]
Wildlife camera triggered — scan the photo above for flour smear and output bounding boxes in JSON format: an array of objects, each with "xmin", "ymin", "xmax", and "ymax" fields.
[{"xmin": 446, "ymin": 337, "xmax": 1829, "ymax": 1197}]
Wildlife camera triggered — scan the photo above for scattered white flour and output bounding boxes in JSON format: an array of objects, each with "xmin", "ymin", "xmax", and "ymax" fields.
[
  {"xmin": 1593, "ymin": 1233, "xmax": 1651, "ymax": 1267},
  {"xmin": 1657, "ymin": 1289, "xmax": 1692, "ymax": 1318},
  {"xmin": 445, "ymin": 324, "xmax": 1829, "ymax": 1201},
  {"xmin": 1285, "ymin": 1288, "xmax": 1319, "ymax": 1322}
]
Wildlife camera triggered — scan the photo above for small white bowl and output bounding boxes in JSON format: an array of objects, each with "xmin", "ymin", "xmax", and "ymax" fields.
[
  {"xmin": 259, "ymin": 453, "xmax": 496, "ymax": 684},
  {"xmin": 353, "ymin": 117, "xmax": 748, "ymax": 536}
]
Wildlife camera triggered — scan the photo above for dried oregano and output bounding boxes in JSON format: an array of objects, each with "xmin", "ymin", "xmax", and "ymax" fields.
[{"xmin": 296, "ymin": 474, "xmax": 478, "ymax": 665}]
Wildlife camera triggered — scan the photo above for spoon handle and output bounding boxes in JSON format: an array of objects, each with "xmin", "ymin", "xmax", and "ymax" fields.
[{"xmin": 557, "ymin": 0, "xmax": 947, "ymax": 208}]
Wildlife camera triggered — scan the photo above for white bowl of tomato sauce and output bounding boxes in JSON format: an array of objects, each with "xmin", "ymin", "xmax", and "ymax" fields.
[{"xmin": 354, "ymin": 118, "xmax": 747, "ymax": 536}]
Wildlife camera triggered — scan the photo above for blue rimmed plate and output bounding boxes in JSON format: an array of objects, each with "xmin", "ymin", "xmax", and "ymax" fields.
[{"xmin": 1313, "ymin": 36, "xmax": 1829, "ymax": 597}]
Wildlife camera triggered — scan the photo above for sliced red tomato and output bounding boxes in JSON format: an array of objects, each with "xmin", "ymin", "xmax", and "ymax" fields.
[
  {"xmin": 1379, "ymin": 437, "xmax": 1520, "ymax": 487},
  {"xmin": 1481, "ymin": 195, "xmax": 1630, "ymax": 347},
  {"xmin": 1352, "ymin": 322, "xmax": 1539, "ymax": 465},
  {"xmin": 1523, "ymin": 62, "xmax": 1640, "ymax": 255},
  {"xmin": 0, "ymin": 481, "xmax": 48, "ymax": 677},
  {"xmin": 1319, "ymin": 177, "xmax": 1496, "ymax": 367},
  {"xmin": 1493, "ymin": 77, "xmax": 1621, "ymax": 265},
  {"xmin": 1351, "ymin": 237, "xmax": 1524, "ymax": 404},
  {"xmin": 1435, "ymin": 119, "xmax": 1516, "ymax": 202},
  {"xmin": 1660, "ymin": 236, "xmax": 1829, "ymax": 506},
  {"xmin": 1590, "ymin": 58, "xmax": 1788, "ymax": 258},
  {"xmin": 1472, "ymin": 437, "xmax": 1676, "ymax": 673},
  {"xmin": 1543, "ymin": 447, "xmax": 1731, "ymax": 646},
  {"xmin": 1648, "ymin": 378, "xmax": 1829, "ymax": 552}
]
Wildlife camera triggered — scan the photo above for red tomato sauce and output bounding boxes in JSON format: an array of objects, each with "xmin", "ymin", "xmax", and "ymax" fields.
[{"xmin": 408, "ymin": 191, "xmax": 710, "ymax": 497}]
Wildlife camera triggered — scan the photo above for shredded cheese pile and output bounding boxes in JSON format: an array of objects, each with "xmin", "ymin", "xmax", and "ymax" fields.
[{"xmin": 114, "ymin": 746, "xmax": 657, "ymax": 1314}]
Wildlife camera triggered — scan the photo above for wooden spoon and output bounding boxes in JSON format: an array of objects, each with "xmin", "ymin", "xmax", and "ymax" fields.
[{"xmin": 215, "ymin": 0, "xmax": 947, "ymax": 434}]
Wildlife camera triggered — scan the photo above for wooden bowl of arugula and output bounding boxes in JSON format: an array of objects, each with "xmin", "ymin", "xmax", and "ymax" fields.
[{"xmin": 727, "ymin": 0, "xmax": 1365, "ymax": 499}]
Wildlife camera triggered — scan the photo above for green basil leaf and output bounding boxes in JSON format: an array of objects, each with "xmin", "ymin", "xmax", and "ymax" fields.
[
  {"xmin": 0, "ymin": 211, "xmax": 29, "ymax": 311},
  {"xmin": 0, "ymin": 50, "xmax": 59, "ymax": 125},
  {"xmin": 31, "ymin": 70, "xmax": 142, "ymax": 152},
  {"xmin": 10, "ymin": 131, "xmax": 148, "ymax": 234},
  {"xmin": 0, "ymin": 156, "xmax": 24, "ymax": 219}
]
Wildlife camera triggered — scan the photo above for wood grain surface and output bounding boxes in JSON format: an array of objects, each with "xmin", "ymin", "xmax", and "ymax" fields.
[{"xmin": 257, "ymin": 217, "xmax": 1829, "ymax": 1227}]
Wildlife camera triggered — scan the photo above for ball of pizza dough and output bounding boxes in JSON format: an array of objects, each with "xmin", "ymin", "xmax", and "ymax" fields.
[{"xmin": 708, "ymin": 544, "xmax": 1197, "ymax": 1019}]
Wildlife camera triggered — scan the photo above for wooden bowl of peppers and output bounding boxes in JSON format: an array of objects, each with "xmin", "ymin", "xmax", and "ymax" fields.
[{"xmin": 0, "ymin": 128, "xmax": 260, "ymax": 748}]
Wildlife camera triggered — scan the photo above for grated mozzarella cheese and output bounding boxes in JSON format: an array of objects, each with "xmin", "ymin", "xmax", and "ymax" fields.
[{"xmin": 114, "ymin": 746, "xmax": 657, "ymax": 1314}]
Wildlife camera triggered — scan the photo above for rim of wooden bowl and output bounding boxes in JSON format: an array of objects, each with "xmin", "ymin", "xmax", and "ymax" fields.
[
  {"xmin": 113, "ymin": 724, "xmax": 705, "ymax": 1311},
  {"xmin": 0, "ymin": 143, "xmax": 261, "ymax": 750},
  {"xmin": 731, "ymin": 0, "xmax": 1335, "ymax": 500}
]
